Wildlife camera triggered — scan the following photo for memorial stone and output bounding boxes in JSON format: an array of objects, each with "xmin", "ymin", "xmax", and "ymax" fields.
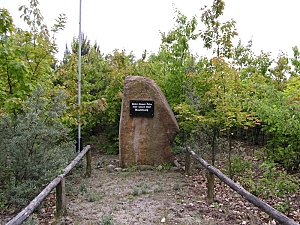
[{"xmin": 119, "ymin": 76, "xmax": 179, "ymax": 167}]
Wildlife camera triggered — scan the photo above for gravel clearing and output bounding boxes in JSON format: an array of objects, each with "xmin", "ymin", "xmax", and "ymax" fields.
[{"xmin": 3, "ymin": 151, "xmax": 299, "ymax": 225}]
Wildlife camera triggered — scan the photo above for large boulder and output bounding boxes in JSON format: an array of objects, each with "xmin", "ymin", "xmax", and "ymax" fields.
[{"xmin": 119, "ymin": 76, "xmax": 179, "ymax": 167}]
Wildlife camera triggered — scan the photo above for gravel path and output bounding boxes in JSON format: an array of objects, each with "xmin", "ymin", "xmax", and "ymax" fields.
[{"xmin": 63, "ymin": 155, "xmax": 210, "ymax": 225}]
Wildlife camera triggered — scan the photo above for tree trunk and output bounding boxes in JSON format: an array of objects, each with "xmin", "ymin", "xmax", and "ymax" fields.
[
  {"xmin": 207, "ymin": 125, "xmax": 217, "ymax": 203},
  {"xmin": 227, "ymin": 128, "xmax": 232, "ymax": 179}
]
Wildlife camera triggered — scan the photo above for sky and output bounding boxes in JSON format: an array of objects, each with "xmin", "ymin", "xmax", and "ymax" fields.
[{"xmin": 2, "ymin": 0, "xmax": 300, "ymax": 61}]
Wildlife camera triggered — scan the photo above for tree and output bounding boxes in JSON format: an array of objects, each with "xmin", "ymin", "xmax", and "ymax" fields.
[
  {"xmin": 252, "ymin": 84, "xmax": 300, "ymax": 171},
  {"xmin": 200, "ymin": 0, "xmax": 238, "ymax": 59},
  {"xmin": 72, "ymin": 33, "xmax": 91, "ymax": 56},
  {"xmin": 290, "ymin": 46, "xmax": 300, "ymax": 77},
  {"xmin": 0, "ymin": 1, "xmax": 66, "ymax": 114},
  {"xmin": 153, "ymin": 7, "xmax": 198, "ymax": 108},
  {"xmin": 55, "ymin": 35, "xmax": 142, "ymax": 153},
  {"xmin": 176, "ymin": 0, "xmax": 249, "ymax": 202},
  {"xmin": 269, "ymin": 52, "xmax": 290, "ymax": 91},
  {"xmin": 54, "ymin": 37, "xmax": 107, "ymax": 140},
  {"xmin": 0, "ymin": 8, "xmax": 28, "ymax": 113},
  {"xmin": 232, "ymin": 39, "xmax": 273, "ymax": 79}
]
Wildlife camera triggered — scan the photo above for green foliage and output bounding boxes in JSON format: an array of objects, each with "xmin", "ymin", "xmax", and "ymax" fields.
[
  {"xmin": 56, "ymin": 43, "xmax": 136, "ymax": 153},
  {"xmin": 284, "ymin": 75, "xmax": 300, "ymax": 103},
  {"xmin": 0, "ymin": 8, "xmax": 29, "ymax": 113},
  {"xmin": 153, "ymin": 7, "xmax": 198, "ymax": 108},
  {"xmin": 0, "ymin": 0, "xmax": 66, "ymax": 114},
  {"xmin": 172, "ymin": 144, "xmax": 185, "ymax": 155},
  {"xmin": 0, "ymin": 88, "xmax": 76, "ymax": 208},
  {"xmin": 161, "ymin": 162, "xmax": 173, "ymax": 170},
  {"xmin": 100, "ymin": 213, "xmax": 114, "ymax": 225},
  {"xmin": 258, "ymin": 162, "xmax": 298, "ymax": 198},
  {"xmin": 101, "ymin": 137, "xmax": 119, "ymax": 155},
  {"xmin": 232, "ymin": 39, "xmax": 273, "ymax": 78},
  {"xmin": 0, "ymin": 8, "xmax": 14, "ymax": 34},
  {"xmin": 123, "ymin": 164, "xmax": 137, "ymax": 172},
  {"xmin": 269, "ymin": 52, "xmax": 289, "ymax": 91},
  {"xmin": 237, "ymin": 159, "xmax": 298, "ymax": 213},
  {"xmin": 290, "ymin": 46, "xmax": 300, "ymax": 77},
  {"xmin": 87, "ymin": 192, "xmax": 99, "ymax": 202},
  {"xmin": 228, "ymin": 155, "xmax": 251, "ymax": 179},
  {"xmin": 227, "ymin": 149, "xmax": 299, "ymax": 213},
  {"xmin": 251, "ymin": 84, "xmax": 300, "ymax": 170},
  {"xmin": 250, "ymin": 161, "xmax": 298, "ymax": 214},
  {"xmin": 175, "ymin": 102, "xmax": 204, "ymax": 133},
  {"xmin": 131, "ymin": 187, "xmax": 140, "ymax": 196},
  {"xmin": 153, "ymin": 162, "xmax": 173, "ymax": 171},
  {"xmin": 274, "ymin": 201, "xmax": 291, "ymax": 214},
  {"xmin": 200, "ymin": 0, "xmax": 238, "ymax": 58}
]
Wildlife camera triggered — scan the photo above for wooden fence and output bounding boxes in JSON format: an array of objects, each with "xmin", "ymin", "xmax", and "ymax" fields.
[
  {"xmin": 185, "ymin": 146, "xmax": 298, "ymax": 225},
  {"xmin": 6, "ymin": 145, "xmax": 92, "ymax": 225},
  {"xmin": 6, "ymin": 145, "xmax": 298, "ymax": 225}
]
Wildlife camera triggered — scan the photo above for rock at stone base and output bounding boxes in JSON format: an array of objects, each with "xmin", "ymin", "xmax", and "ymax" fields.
[
  {"xmin": 106, "ymin": 164, "xmax": 116, "ymax": 172},
  {"xmin": 114, "ymin": 167, "xmax": 123, "ymax": 172},
  {"xmin": 119, "ymin": 76, "xmax": 179, "ymax": 168},
  {"xmin": 157, "ymin": 165, "xmax": 163, "ymax": 171}
]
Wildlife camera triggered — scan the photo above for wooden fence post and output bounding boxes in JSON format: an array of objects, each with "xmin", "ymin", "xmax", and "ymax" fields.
[
  {"xmin": 186, "ymin": 146, "xmax": 299, "ymax": 225},
  {"xmin": 55, "ymin": 177, "xmax": 66, "ymax": 218},
  {"xmin": 7, "ymin": 145, "xmax": 91, "ymax": 225},
  {"xmin": 85, "ymin": 148, "xmax": 92, "ymax": 178},
  {"xmin": 207, "ymin": 171, "xmax": 214, "ymax": 203},
  {"xmin": 185, "ymin": 147, "xmax": 191, "ymax": 176}
]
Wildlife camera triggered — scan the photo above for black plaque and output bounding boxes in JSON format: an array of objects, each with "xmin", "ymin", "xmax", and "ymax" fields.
[{"xmin": 130, "ymin": 100, "xmax": 154, "ymax": 117}]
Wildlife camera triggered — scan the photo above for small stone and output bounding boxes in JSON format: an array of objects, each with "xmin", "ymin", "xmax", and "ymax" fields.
[
  {"xmin": 112, "ymin": 159, "xmax": 119, "ymax": 166},
  {"xmin": 114, "ymin": 167, "xmax": 122, "ymax": 172},
  {"xmin": 161, "ymin": 217, "xmax": 166, "ymax": 223},
  {"xmin": 65, "ymin": 217, "xmax": 72, "ymax": 222},
  {"xmin": 106, "ymin": 164, "xmax": 115, "ymax": 172},
  {"xmin": 157, "ymin": 165, "xmax": 163, "ymax": 171},
  {"xmin": 174, "ymin": 160, "xmax": 181, "ymax": 168}
]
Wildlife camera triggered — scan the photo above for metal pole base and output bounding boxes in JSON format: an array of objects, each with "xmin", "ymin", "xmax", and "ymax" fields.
[{"xmin": 76, "ymin": 137, "xmax": 83, "ymax": 152}]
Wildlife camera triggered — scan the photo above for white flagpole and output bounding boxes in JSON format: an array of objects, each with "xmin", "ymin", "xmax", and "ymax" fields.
[{"xmin": 77, "ymin": 0, "xmax": 82, "ymax": 151}]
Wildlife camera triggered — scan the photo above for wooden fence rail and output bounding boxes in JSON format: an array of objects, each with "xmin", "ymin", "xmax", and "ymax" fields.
[
  {"xmin": 185, "ymin": 146, "xmax": 298, "ymax": 225},
  {"xmin": 6, "ymin": 145, "xmax": 91, "ymax": 225}
]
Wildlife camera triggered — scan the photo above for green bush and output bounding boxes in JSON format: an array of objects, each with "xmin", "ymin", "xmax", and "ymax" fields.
[
  {"xmin": 238, "ymin": 160, "xmax": 299, "ymax": 213},
  {"xmin": 100, "ymin": 213, "xmax": 114, "ymax": 225},
  {"xmin": 229, "ymin": 155, "xmax": 251, "ymax": 179},
  {"xmin": 257, "ymin": 162, "xmax": 298, "ymax": 198},
  {"xmin": 0, "ymin": 88, "xmax": 76, "ymax": 208}
]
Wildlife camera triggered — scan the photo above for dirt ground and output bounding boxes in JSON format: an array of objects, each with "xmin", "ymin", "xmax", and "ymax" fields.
[{"xmin": 2, "ymin": 151, "xmax": 300, "ymax": 225}]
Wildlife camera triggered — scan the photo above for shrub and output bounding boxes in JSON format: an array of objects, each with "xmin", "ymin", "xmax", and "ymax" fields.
[
  {"xmin": 100, "ymin": 213, "xmax": 114, "ymax": 225},
  {"xmin": 0, "ymin": 88, "xmax": 76, "ymax": 208}
]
